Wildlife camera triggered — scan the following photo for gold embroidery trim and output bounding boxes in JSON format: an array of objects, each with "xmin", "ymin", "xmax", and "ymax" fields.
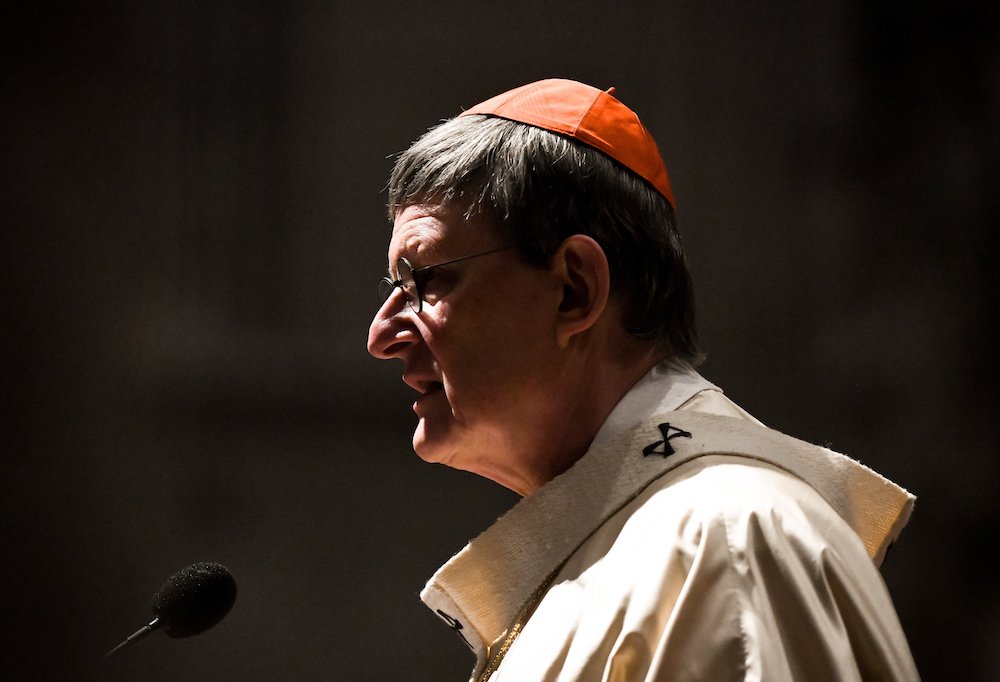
[{"xmin": 476, "ymin": 566, "xmax": 563, "ymax": 682}]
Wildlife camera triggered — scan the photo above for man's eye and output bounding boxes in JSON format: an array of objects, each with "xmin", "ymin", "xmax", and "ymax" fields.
[{"xmin": 420, "ymin": 268, "xmax": 454, "ymax": 304}]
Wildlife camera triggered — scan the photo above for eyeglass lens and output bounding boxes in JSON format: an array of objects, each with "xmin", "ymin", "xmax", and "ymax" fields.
[{"xmin": 378, "ymin": 258, "xmax": 420, "ymax": 312}]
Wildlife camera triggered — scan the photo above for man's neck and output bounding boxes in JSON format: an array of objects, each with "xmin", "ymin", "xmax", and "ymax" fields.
[{"xmin": 516, "ymin": 340, "xmax": 667, "ymax": 495}]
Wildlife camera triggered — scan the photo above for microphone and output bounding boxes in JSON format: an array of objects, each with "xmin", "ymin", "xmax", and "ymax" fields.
[{"xmin": 105, "ymin": 561, "xmax": 238, "ymax": 659}]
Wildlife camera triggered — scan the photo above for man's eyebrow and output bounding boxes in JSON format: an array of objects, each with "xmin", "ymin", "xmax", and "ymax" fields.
[
  {"xmin": 391, "ymin": 244, "xmax": 432, "ymax": 270},
  {"xmin": 386, "ymin": 253, "xmax": 415, "ymax": 278},
  {"xmin": 386, "ymin": 255, "xmax": 408, "ymax": 278}
]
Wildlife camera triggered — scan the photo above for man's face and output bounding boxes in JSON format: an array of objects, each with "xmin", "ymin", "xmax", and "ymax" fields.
[{"xmin": 367, "ymin": 203, "xmax": 563, "ymax": 490}]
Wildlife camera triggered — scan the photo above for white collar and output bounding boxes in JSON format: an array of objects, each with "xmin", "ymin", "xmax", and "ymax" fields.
[{"xmin": 590, "ymin": 359, "xmax": 719, "ymax": 449}]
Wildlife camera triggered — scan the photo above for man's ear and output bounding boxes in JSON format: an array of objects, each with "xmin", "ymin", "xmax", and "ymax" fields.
[{"xmin": 551, "ymin": 234, "xmax": 611, "ymax": 347}]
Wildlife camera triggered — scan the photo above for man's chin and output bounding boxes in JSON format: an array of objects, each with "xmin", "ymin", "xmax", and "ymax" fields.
[{"xmin": 411, "ymin": 420, "xmax": 454, "ymax": 465}]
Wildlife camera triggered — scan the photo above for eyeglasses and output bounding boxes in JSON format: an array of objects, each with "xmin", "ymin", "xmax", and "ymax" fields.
[{"xmin": 378, "ymin": 246, "xmax": 514, "ymax": 313}]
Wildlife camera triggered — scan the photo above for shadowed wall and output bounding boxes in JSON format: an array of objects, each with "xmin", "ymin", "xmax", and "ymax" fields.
[{"xmin": 3, "ymin": 1, "xmax": 997, "ymax": 680}]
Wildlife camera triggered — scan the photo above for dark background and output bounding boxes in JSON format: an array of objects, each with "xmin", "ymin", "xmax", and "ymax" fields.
[{"xmin": 3, "ymin": 1, "xmax": 997, "ymax": 680}]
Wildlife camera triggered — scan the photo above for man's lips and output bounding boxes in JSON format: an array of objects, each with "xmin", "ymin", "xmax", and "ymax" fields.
[
  {"xmin": 413, "ymin": 381, "xmax": 444, "ymax": 414},
  {"xmin": 402, "ymin": 371, "xmax": 441, "ymax": 394}
]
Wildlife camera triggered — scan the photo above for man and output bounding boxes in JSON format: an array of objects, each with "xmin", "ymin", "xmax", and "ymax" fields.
[{"xmin": 367, "ymin": 79, "xmax": 918, "ymax": 681}]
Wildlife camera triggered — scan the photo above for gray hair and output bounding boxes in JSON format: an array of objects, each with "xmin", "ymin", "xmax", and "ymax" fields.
[{"xmin": 387, "ymin": 115, "xmax": 701, "ymax": 363}]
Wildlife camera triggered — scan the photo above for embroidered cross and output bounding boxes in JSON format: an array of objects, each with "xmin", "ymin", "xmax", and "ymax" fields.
[
  {"xmin": 437, "ymin": 609, "xmax": 473, "ymax": 650},
  {"xmin": 642, "ymin": 422, "xmax": 692, "ymax": 457}
]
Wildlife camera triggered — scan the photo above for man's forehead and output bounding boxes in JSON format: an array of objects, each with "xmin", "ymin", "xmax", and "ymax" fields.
[
  {"xmin": 387, "ymin": 206, "xmax": 446, "ymax": 260},
  {"xmin": 387, "ymin": 204, "xmax": 498, "ymax": 262}
]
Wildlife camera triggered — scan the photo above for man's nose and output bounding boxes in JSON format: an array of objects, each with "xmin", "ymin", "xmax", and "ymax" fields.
[{"xmin": 367, "ymin": 291, "xmax": 416, "ymax": 360}]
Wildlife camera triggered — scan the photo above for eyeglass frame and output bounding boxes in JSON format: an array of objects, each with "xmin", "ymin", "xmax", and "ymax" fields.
[{"xmin": 378, "ymin": 246, "xmax": 515, "ymax": 313}]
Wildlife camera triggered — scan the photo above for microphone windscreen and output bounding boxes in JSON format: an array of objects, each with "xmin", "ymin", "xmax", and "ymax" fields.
[{"xmin": 151, "ymin": 561, "xmax": 237, "ymax": 638}]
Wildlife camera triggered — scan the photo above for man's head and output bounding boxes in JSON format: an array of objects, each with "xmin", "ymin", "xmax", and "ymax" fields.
[
  {"xmin": 386, "ymin": 79, "xmax": 698, "ymax": 360},
  {"xmin": 368, "ymin": 79, "xmax": 700, "ymax": 494}
]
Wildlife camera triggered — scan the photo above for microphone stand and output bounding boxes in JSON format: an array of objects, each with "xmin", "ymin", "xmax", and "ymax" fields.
[{"xmin": 104, "ymin": 617, "xmax": 160, "ymax": 659}]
